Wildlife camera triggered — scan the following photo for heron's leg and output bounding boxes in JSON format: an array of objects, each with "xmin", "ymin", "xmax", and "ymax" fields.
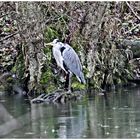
[
  {"xmin": 64, "ymin": 72, "xmax": 69, "ymax": 90},
  {"xmin": 68, "ymin": 72, "xmax": 72, "ymax": 93}
]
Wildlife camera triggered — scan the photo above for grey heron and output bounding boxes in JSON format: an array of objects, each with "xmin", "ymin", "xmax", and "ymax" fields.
[{"xmin": 46, "ymin": 39, "xmax": 86, "ymax": 92}]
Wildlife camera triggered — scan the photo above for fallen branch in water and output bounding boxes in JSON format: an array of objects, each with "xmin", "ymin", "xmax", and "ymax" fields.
[{"xmin": 31, "ymin": 89, "xmax": 86, "ymax": 104}]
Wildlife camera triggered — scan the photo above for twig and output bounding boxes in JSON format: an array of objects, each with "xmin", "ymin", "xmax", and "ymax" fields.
[
  {"xmin": 0, "ymin": 13, "xmax": 8, "ymax": 18},
  {"xmin": 124, "ymin": 24, "xmax": 140, "ymax": 34},
  {"xmin": 126, "ymin": 1, "xmax": 140, "ymax": 21},
  {"xmin": 0, "ymin": 31, "xmax": 19, "ymax": 42},
  {"xmin": 0, "ymin": 11, "xmax": 16, "ymax": 19}
]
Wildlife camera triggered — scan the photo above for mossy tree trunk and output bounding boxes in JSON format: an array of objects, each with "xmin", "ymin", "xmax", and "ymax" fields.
[
  {"xmin": 81, "ymin": 2, "xmax": 108, "ymax": 79},
  {"xmin": 16, "ymin": 2, "xmax": 46, "ymax": 93}
]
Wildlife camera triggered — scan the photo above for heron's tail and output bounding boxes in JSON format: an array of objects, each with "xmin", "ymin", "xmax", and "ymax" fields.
[{"xmin": 77, "ymin": 72, "xmax": 86, "ymax": 84}]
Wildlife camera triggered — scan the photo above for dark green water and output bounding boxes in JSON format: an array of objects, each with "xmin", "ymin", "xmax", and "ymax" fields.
[{"xmin": 0, "ymin": 86, "xmax": 140, "ymax": 138}]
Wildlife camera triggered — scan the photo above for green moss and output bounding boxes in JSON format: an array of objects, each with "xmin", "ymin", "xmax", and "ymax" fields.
[
  {"xmin": 40, "ymin": 70, "xmax": 52, "ymax": 84},
  {"xmin": 72, "ymin": 81, "xmax": 86, "ymax": 90},
  {"xmin": 6, "ymin": 77, "xmax": 14, "ymax": 83},
  {"xmin": 40, "ymin": 65, "xmax": 58, "ymax": 93},
  {"xmin": 47, "ymin": 84, "xmax": 57, "ymax": 93},
  {"xmin": 44, "ymin": 26, "xmax": 60, "ymax": 43},
  {"xmin": 11, "ymin": 47, "xmax": 25, "ymax": 80}
]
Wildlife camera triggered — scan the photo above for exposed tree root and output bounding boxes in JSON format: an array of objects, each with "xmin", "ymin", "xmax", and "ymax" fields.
[{"xmin": 31, "ymin": 89, "xmax": 86, "ymax": 104}]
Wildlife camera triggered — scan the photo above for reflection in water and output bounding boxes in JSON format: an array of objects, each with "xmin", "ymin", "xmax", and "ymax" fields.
[{"xmin": 0, "ymin": 86, "xmax": 140, "ymax": 138}]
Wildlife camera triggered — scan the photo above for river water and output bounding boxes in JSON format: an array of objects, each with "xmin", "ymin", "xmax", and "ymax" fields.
[{"xmin": 0, "ymin": 86, "xmax": 140, "ymax": 138}]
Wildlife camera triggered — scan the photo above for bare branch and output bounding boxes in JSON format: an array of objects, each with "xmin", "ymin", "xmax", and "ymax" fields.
[
  {"xmin": 0, "ymin": 31, "xmax": 19, "ymax": 42},
  {"xmin": 126, "ymin": 1, "xmax": 140, "ymax": 21},
  {"xmin": 0, "ymin": 11, "xmax": 16, "ymax": 18},
  {"xmin": 124, "ymin": 24, "xmax": 140, "ymax": 34}
]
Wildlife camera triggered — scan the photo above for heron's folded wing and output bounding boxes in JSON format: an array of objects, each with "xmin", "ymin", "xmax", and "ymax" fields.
[{"xmin": 62, "ymin": 44, "xmax": 82, "ymax": 76}]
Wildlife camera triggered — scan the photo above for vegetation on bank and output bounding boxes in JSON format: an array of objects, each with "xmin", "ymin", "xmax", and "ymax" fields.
[{"xmin": 0, "ymin": 2, "xmax": 140, "ymax": 96}]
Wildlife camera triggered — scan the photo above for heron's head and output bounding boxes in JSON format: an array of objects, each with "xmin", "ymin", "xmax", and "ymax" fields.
[{"xmin": 46, "ymin": 39, "xmax": 60, "ymax": 47}]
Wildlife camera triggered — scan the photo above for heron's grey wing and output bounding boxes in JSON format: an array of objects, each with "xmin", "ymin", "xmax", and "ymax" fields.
[{"xmin": 62, "ymin": 44, "xmax": 82, "ymax": 76}]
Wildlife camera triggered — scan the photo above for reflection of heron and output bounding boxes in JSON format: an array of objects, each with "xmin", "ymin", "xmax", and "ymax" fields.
[{"xmin": 46, "ymin": 39, "xmax": 86, "ymax": 92}]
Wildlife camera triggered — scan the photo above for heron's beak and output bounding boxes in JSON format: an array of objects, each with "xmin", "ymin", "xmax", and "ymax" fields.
[{"xmin": 45, "ymin": 42, "xmax": 53, "ymax": 46}]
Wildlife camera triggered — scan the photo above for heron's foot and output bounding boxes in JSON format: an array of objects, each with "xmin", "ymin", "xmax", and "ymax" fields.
[
  {"xmin": 64, "ymin": 86, "xmax": 73, "ymax": 93},
  {"xmin": 66, "ymin": 89, "xmax": 72, "ymax": 94}
]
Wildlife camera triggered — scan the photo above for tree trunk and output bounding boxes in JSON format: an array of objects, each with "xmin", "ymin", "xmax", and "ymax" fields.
[
  {"xmin": 82, "ymin": 2, "xmax": 108, "ymax": 78},
  {"xmin": 16, "ymin": 2, "xmax": 46, "ymax": 93}
]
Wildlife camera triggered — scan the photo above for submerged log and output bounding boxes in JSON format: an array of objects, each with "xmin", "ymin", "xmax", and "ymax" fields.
[{"xmin": 31, "ymin": 89, "xmax": 86, "ymax": 104}]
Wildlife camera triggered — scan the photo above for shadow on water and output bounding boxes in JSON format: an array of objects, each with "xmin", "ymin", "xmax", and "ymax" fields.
[{"xmin": 0, "ymin": 86, "xmax": 140, "ymax": 138}]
